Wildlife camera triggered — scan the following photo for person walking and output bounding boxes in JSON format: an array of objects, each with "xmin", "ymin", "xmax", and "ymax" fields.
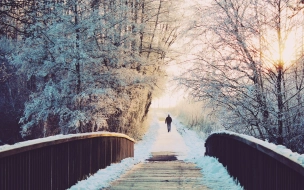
[{"xmin": 165, "ymin": 114, "xmax": 172, "ymax": 132}]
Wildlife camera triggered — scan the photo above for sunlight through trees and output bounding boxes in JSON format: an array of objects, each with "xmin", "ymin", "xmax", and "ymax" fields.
[{"xmin": 176, "ymin": 0, "xmax": 304, "ymax": 153}]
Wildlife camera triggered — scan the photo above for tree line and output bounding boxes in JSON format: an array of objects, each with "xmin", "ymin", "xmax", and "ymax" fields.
[{"xmin": 0, "ymin": 0, "xmax": 181, "ymax": 144}]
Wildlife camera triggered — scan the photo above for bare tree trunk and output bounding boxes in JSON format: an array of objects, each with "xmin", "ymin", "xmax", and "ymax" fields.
[
  {"xmin": 277, "ymin": 64, "xmax": 284, "ymax": 144},
  {"xmin": 147, "ymin": 0, "xmax": 162, "ymax": 59},
  {"xmin": 74, "ymin": 2, "xmax": 81, "ymax": 94},
  {"xmin": 276, "ymin": 0, "xmax": 284, "ymax": 145}
]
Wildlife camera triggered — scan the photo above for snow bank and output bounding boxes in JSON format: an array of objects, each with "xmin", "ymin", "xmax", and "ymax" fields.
[
  {"xmin": 69, "ymin": 115, "xmax": 160, "ymax": 190},
  {"xmin": 174, "ymin": 121, "xmax": 243, "ymax": 190},
  {"xmin": 212, "ymin": 130, "xmax": 304, "ymax": 167}
]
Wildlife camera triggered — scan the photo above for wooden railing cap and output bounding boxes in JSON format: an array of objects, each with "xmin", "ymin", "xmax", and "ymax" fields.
[{"xmin": 0, "ymin": 132, "xmax": 135, "ymax": 158}]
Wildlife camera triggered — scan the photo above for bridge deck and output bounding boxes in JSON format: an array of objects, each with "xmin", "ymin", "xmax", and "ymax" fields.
[{"xmin": 105, "ymin": 152, "xmax": 209, "ymax": 189}]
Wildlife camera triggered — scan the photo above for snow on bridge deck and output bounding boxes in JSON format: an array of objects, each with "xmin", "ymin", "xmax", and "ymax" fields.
[{"xmin": 106, "ymin": 118, "xmax": 208, "ymax": 189}]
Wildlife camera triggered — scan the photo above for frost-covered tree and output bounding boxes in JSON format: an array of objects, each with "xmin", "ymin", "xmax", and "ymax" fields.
[
  {"xmin": 177, "ymin": 0, "xmax": 304, "ymax": 153},
  {"xmin": 0, "ymin": 37, "xmax": 28, "ymax": 143},
  {"xmin": 0, "ymin": 0, "xmax": 182, "ymax": 141}
]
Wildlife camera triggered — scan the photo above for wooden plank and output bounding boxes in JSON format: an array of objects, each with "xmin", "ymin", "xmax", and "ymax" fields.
[{"xmin": 105, "ymin": 152, "xmax": 209, "ymax": 190}]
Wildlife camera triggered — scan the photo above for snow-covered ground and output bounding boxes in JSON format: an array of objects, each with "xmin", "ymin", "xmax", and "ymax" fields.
[
  {"xmin": 150, "ymin": 113, "xmax": 188, "ymax": 160},
  {"xmin": 69, "ymin": 111, "xmax": 243, "ymax": 189}
]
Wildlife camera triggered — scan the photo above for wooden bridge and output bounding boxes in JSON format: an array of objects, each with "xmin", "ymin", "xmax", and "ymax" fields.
[{"xmin": 1, "ymin": 131, "xmax": 304, "ymax": 189}]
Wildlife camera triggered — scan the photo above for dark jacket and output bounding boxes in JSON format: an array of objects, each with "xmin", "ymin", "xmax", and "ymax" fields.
[{"xmin": 165, "ymin": 116, "xmax": 172, "ymax": 124}]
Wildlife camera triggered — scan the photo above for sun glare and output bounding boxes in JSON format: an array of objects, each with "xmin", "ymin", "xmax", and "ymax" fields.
[
  {"xmin": 264, "ymin": 31, "xmax": 302, "ymax": 68},
  {"xmin": 271, "ymin": 40, "xmax": 296, "ymax": 64}
]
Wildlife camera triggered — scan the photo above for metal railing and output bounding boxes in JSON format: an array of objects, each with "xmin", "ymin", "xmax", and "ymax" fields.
[
  {"xmin": 0, "ymin": 132, "xmax": 135, "ymax": 190},
  {"xmin": 205, "ymin": 133, "xmax": 304, "ymax": 190}
]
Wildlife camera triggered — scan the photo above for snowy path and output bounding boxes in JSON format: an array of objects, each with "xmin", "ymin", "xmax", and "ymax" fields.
[
  {"xmin": 69, "ymin": 111, "xmax": 243, "ymax": 190},
  {"xmin": 150, "ymin": 115, "xmax": 188, "ymax": 158}
]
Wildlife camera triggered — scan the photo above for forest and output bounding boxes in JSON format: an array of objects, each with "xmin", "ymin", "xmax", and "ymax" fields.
[
  {"xmin": 1, "ymin": 0, "xmax": 304, "ymax": 154},
  {"xmin": 0, "ymin": 0, "xmax": 182, "ymax": 143}
]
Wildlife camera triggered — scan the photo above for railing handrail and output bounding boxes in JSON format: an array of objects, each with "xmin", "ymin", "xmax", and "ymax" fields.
[
  {"xmin": 207, "ymin": 132, "xmax": 304, "ymax": 176},
  {"xmin": 0, "ymin": 132, "xmax": 135, "ymax": 158}
]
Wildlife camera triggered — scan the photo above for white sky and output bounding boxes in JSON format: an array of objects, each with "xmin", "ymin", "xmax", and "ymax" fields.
[{"xmin": 151, "ymin": 82, "xmax": 186, "ymax": 108}]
